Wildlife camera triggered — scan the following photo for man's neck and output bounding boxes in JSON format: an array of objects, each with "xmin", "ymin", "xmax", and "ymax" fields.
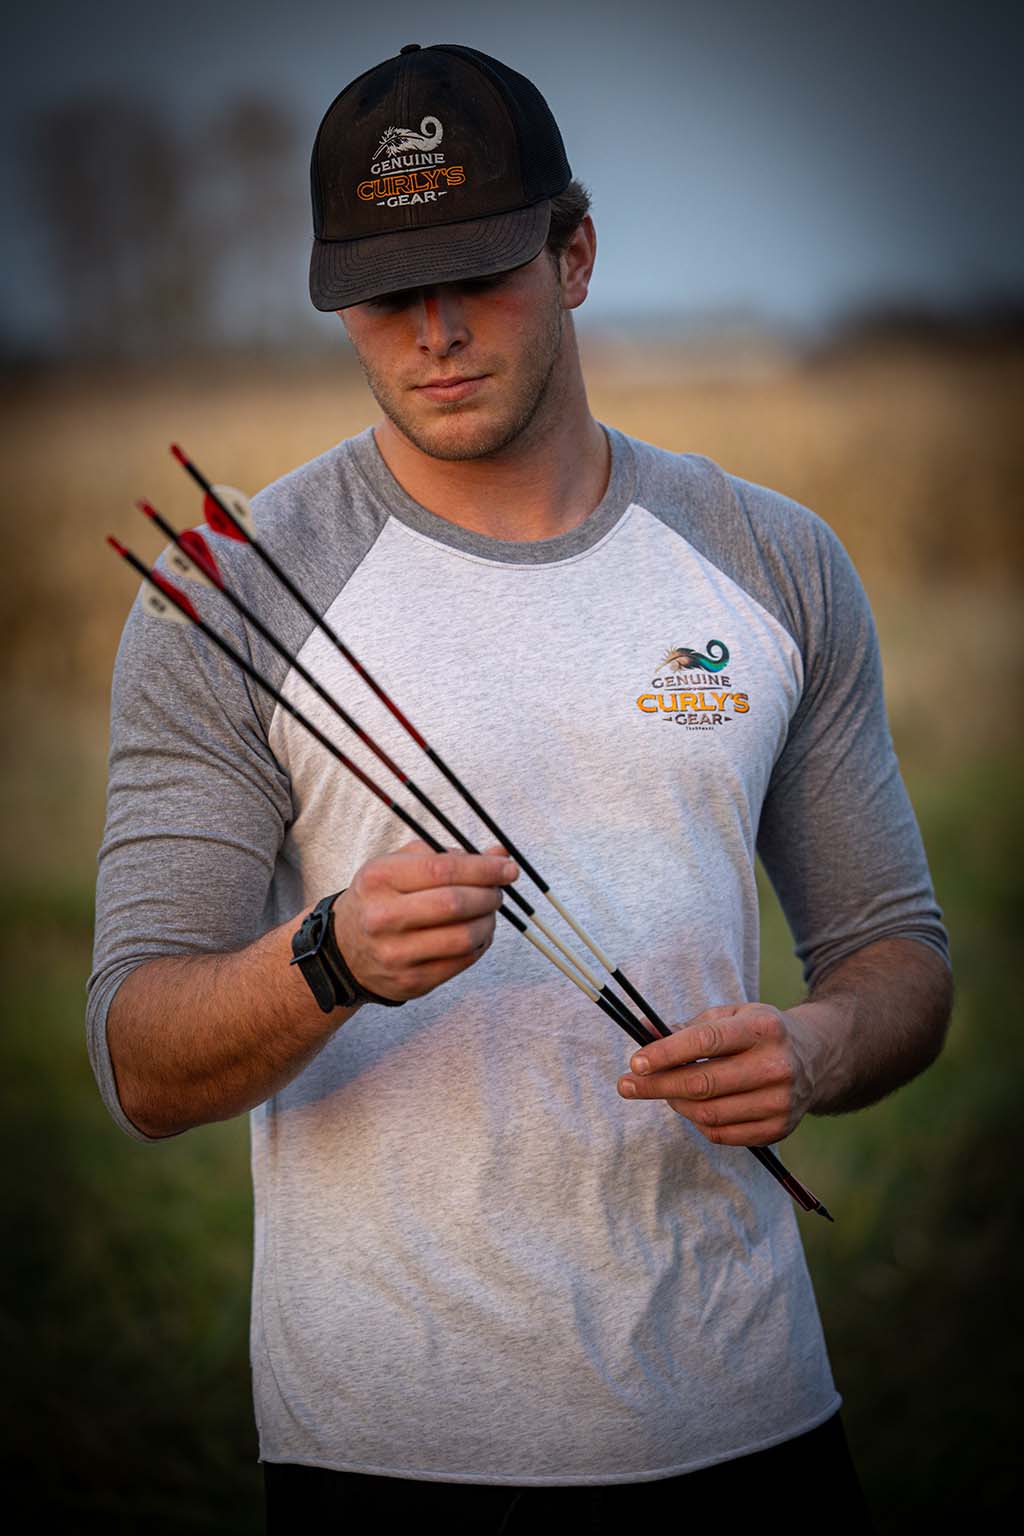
[{"xmin": 372, "ymin": 397, "xmax": 610, "ymax": 543}]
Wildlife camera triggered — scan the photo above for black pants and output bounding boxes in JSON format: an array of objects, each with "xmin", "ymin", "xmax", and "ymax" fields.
[{"xmin": 263, "ymin": 1412, "xmax": 876, "ymax": 1532}]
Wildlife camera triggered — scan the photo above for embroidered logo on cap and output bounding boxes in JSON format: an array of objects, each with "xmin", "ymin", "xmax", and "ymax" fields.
[
  {"xmin": 357, "ymin": 114, "xmax": 467, "ymax": 209},
  {"xmin": 373, "ymin": 117, "xmax": 443, "ymax": 160}
]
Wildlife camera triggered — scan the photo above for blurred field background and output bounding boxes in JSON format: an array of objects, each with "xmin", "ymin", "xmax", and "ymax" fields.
[
  {"xmin": 3, "ymin": 2, "xmax": 1024, "ymax": 1523},
  {"xmin": 1, "ymin": 323, "xmax": 1021, "ymax": 1531}
]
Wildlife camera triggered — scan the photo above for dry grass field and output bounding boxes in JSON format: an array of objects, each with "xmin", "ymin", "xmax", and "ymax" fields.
[
  {"xmin": 3, "ymin": 330, "xmax": 1021, "ymax": 696},
  {"xmin": 1, "ymin": 332, "xmax": 1021, "ymax": 1528},
  {"xmin": 2, "ymin": 332, "xmax": 1020, "ymax": 882}
]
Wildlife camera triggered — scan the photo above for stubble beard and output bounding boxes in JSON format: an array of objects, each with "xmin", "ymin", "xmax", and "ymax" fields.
[{"xmin": 354, "ymin": 292, "xmax": 567, "ymax": 463}]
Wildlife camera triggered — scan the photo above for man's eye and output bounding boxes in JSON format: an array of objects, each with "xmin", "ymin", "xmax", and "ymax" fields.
[
  {"xmin": 459, "ymin": 274, "xmax": 508, "ymax": 294},
  {"xmin": 361, "ymin": 273, "xmax": 509, "ymax": 313},
  {"xmin": 364, "ymin": 290, "xmax": 417, "ymax": 313}
]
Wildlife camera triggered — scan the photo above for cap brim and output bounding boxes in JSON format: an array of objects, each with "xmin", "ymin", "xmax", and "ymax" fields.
[{"xmin": 310, "ymin": 201, "xmax": 552, "ymax": 311}]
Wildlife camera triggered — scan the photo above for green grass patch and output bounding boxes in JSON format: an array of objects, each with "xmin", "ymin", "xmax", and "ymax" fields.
[
  {"xmin": 757, "ymin": 751, "xmax": 1023, "ymax": 1522},
  {"xmin": 0, "ymin": 897, "xmax": 260, "ymax": 1532}
]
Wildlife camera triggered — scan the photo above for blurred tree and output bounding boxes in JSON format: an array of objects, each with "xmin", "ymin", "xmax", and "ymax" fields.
[
  {"xmin": 29, "ymin": 94, "xmax": 308, "ymax": 360},
  {"xmin": 30, "ymin": 96, "xmax": 209, "ymax": 360},
  {"xmin": 198, "ymin": 95, "xmax": 307, "ymax": 351}
]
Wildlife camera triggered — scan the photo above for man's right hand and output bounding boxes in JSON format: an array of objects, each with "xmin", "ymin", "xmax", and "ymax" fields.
[
  {"xmin": 332, "ymin": 841, "xmax": 519, "ymax": 1003},
  {"xmin": 107, "ymin": 840, "xmax": 518, "ymax": 1138}
]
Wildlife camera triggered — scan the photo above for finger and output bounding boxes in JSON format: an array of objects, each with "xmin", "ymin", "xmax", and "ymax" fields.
[
  {"xmin": 363, "ymin": 882, "xmax": 504, "ymax": 936},
  {"xmin": 668, "ymin": 1106, "xmax": 793, "ymax": 1148},
  {"xmin": 627, "ymin": 1006, "xmax": 784, "ymax": 1076},
  {"xmin": 346, "ymin": 906, "xmax": 496, "ymax": 1000},
  {"xmin": 388, "ymin": 931, "xmax": 496, "ymax": 998},
  {"xmin": 369, "ymin": 848, "xmax": 518, "ymax": 896},
  {"xmin": 667, "ymin": 1085, "xmax": 795, "ymax": 1131},
  {"xmin": 389, "ymin": 912, "xmax": 497, "ymax": 967},
  {"xmin": 618, "ymin": 1047, "xmax": 794, "ymax": 1104}
]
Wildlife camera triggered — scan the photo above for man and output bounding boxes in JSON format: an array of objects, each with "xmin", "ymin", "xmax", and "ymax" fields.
[{"xmin": 88, "ymin": 42, "xmax": 951, "ymax": 1531}]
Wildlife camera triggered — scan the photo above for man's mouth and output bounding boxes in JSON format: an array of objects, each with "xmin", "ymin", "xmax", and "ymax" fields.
[{"xmin": 413, "ymin": 375, "xmax": 488, "ymax": 403}]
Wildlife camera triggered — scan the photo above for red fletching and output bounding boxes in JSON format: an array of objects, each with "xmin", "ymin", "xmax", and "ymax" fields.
[
  {"xmin": 179, "ymin": 528, "xmax": 223, "ymax": 587},
  {"xmin": 151, "ymin": 569, "xmax": 200, "ymax": 624},
  {"xmin": 204, "ymin": 491, "xmax": 247, "ymax": 541}
]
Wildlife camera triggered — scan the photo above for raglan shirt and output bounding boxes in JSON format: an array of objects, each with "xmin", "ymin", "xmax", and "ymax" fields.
[{"xmin": 88, "ymin": 425, "xmax": 949, "ymax": 1484}]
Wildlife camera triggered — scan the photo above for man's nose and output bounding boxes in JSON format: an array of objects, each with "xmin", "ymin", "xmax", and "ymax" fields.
[{"xmin": 415, "ymin": 288, "xmax": 469, "ymax": 355}]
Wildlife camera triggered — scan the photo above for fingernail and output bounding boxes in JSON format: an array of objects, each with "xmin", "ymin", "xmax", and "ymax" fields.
[
  {"xmin": 619, "ymin": 1079, "xmax": 637, "ymax": 1097},
  {"xmin": 502, "ymin": 859, "xmax": 518, "ymax": 881},
  {"xmin": 631, "ymin": 1055, "xmax": 650, "ymax": 1075}
]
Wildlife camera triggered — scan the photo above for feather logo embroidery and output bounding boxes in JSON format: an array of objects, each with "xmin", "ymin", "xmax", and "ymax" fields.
[
  {"xmin": 373, "ymin": 116, "xmax": 443, "ymax": 161},
  {"xmin": 359, "ymin": 114, "xmax": 465, "ymax": 209}
]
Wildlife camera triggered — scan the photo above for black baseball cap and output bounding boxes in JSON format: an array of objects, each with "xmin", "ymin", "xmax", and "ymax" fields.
[{"xmin": 309, "ymin": 43, "xmax": 572, "ymax": 310}]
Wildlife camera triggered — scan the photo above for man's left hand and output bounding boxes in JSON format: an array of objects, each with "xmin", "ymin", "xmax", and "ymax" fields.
[{"xmin": 616, "ymin": 1002, "xmax": 832, "ymax": 1146}]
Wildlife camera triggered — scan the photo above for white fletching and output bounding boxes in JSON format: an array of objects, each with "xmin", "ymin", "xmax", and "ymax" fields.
[
  {"xmin": 213, "ymin": 484, "xmax": 254, "ymax": 531},
  {"xmin": 166, "ymin": 544, "xmax": 214, "ymax": 588},
  {"xmin": 142, "ymin": 584, "xmax": 189, "ymax": 625}
]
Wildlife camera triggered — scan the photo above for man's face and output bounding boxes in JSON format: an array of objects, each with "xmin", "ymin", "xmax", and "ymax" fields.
[{"xmin": 339, "ymin": 250, "xmax": 569, "ymax": 462}]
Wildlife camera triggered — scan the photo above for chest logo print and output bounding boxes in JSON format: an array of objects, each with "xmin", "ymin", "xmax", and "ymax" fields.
[
  {"xmin": 358, "ymin": 115, "xmax": 467, "ymax": 209},
  {"xmin": 635, "ymin": 638, "xmax": 750, "ymax": 730}
]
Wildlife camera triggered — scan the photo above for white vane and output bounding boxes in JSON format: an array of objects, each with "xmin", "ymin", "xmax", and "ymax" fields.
[
  {"xmin": 142, "ymin": 584, "xmax": 189, "ymax": 625},
  {"xmin": 167, "ymin": 544, "xmax": 214, "ymax": 588},
  {"xmin": 212, "ymin": 484, "xmax": 254, "ymax": 532}
]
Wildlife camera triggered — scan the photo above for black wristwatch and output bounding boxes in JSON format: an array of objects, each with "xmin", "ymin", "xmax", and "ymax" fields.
[{"xmin": 290, "ymin": 891, "xmax": 404, "ymax": 1012}]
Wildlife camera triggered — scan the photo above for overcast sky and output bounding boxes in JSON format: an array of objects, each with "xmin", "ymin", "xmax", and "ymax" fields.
[{"xmin": 3, "ymin": 0, "xmax": 1021, "ymax": 349}]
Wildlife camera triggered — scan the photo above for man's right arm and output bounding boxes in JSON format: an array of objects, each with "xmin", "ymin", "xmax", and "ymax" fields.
[{"xmin": 107, "ymin": 845, "xmax": 516, "ymax": 1139}]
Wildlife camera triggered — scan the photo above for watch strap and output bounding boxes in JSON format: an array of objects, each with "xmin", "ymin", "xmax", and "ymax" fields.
[{"xmin": 291, "ymin": 891, "xmax": 404, "ymax": 1012}]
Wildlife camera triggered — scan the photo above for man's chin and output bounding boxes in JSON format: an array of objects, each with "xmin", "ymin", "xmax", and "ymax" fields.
[{"xmin": 392, "ymin": 409, "xmax": 530, "ymax": 463}]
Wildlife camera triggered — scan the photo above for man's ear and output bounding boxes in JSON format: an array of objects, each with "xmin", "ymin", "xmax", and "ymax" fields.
[{"xmin": 559, "ymin": 215, "xmax": 597, "ymax": 311}]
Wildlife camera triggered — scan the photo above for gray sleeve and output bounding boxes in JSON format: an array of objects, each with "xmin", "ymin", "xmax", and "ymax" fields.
[
  {"xmin": 86, "ymin": 585, "xmax": 294, "ymax": 1141},
  {"xmin": 748, "ymin": 493, "xmax": 950, "ymax": 988}
]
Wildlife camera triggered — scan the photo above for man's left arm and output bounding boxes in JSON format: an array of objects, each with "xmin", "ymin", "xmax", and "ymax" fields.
[
  {"xmin": 617, "ymin": 936, "xmax": 952, "ymax": 1144},
  {"xmin": 618, "ymin": 483, "xmax": 952, "ymax": 1142}
]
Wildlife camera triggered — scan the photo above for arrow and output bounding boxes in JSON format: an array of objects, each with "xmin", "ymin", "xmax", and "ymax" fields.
[
  {"xmin": 108, "ymin": 536, "xmax": 659, "ymax": 1050},
  {"xmin": 137, "ymin": 500, "xmax": 647, "ymax": 1041},
  {"xmin": 170, "ymin": 443, "xmax": 673, "ymax": 1041},
  {"xmin": 162, "ymin": 451, "xmax": 834, "ymax": 1221}
]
